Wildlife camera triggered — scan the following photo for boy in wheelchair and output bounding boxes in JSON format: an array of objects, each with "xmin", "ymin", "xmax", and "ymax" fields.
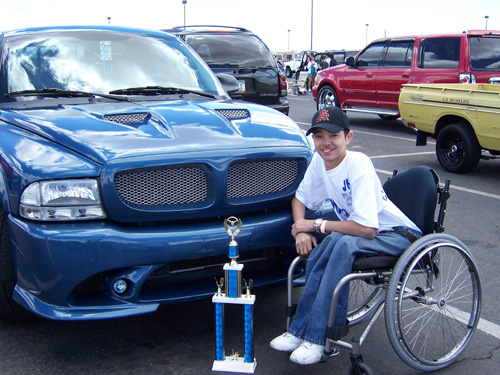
[{"xmin": 270, "ymin": 107, "xmax": 422, "ymax": 365}]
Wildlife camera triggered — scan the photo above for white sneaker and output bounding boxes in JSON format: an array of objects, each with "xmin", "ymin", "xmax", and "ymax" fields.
[
  {"xmin": 290, "ymin": 341, "xmax": 325, "ymax": 365},
  {"xmin": 270, "ymin": 332, "xmax": 303, "ymax": 352}
]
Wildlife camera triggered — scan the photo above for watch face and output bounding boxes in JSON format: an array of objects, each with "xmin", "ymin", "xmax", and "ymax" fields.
[{"xmin": 314, "ymin": 218, "xmax": 323, "ymax": 231}]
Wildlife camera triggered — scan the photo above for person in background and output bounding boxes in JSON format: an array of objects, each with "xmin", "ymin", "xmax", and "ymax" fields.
[
  {"xmin": 319, "ymin": 55, "xmax": 329, "ymax": 71},
  {"xmin": 306, "ymin": 53, "xmax": 317, "ymax": 93}
]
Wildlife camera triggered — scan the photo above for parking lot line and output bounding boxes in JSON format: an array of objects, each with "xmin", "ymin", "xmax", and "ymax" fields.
[
  {"xmin": 447, "ymin": 306, "xmax": 500, "ymax": 340},
  {"xmin": 370, "ymin": 151, "xmax": 435, "ymax": 159}
]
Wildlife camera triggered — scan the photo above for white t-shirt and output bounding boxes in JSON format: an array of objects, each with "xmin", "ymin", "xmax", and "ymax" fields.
[{"xmin": 295, "ymin": 151, "xmax": 420, "ymax": 232}]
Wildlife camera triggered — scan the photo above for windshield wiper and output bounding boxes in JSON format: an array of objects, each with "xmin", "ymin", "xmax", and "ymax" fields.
[
  {"xmin": 5, "ymin": 88, "xmax": 130, "ymax": 102},
  {"xmin": 109, "ymin": 86, "xmax": 216, "ymax": 98}
]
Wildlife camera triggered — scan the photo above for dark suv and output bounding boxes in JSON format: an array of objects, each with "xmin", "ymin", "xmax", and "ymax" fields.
[
  {"xmin": 313, "ymin": 30, "xmax": 500, "ymax": 119},
  {"xmin": 166, "ymin": 26, "xmax": 289, "ymax": 115}
]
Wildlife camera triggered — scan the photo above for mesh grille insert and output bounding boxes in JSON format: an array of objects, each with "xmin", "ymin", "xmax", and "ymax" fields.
[
  {"xmin": 104, "ymin": 113, "xmax": 150, "ymax": 125},
  {"xmin": 115, "ymin": 166, "xmax": 209, "ymax": 209},
  {"xmin": 215, "ymin": 109, "xmax": 250, "ymax": 120},
  {"xmin": 228, "ymin": 159, "xmax": 298, "ymax": 200}
]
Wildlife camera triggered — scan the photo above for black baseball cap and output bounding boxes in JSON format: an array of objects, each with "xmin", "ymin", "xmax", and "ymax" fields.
[{"xmin": 306, "ymin": 107, "xmax": 350, "ymax": 135}]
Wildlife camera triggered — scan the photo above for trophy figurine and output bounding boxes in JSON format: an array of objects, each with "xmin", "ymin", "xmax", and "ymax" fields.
[{"xmin": 212, "ymin": 217, "xmax": 256, "ymax": 374}]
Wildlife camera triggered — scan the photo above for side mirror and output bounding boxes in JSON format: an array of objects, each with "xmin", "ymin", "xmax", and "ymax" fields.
[
  {"xmin": 345, "ymin": 56, "xmax": 355, "ymax": 67},
  {"xmin": 216, "ymin": 73, "xmax": 241, "ymax": 97}
]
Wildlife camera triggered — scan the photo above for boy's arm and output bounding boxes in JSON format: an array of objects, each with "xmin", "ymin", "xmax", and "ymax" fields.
[
  {"xmin": 291, "ymin": 197, "xmax": 317, "ymax": 256},
  {"xmin": 292, "ymin": 197, "xmax": 376, "ymax": 240}
]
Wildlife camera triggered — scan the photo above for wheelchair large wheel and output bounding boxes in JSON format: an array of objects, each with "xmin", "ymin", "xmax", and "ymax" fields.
[
  {"xmin": 385, "ymin": 234, "xmax": 481, "ymax": 372},
  {"xmin": 347, "ymin": 278, "xmax": 385, "ymax": 325}
]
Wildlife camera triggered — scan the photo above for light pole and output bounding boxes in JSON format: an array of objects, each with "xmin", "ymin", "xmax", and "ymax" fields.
[
  {"xmin": 288, "ymin": 29, "xmax": 290, "ymax": 50},
  {"xmin": 310, "ymin": 0, "xmax": 314, "ymax": 50},
  {"xmin": 485, "ymin": 15, "xmax": 489, "ymax": 30},
  {"xmin": 365, "ymin": 24, "xmax": 369, "ymax": 45},
  {"xmin": 182, "ymin": 0, "xmax": 187, "ymax": 27}
]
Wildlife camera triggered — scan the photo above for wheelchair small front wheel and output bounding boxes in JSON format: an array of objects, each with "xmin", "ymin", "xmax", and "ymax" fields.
[
  {"xmin": 385, "ymin": 233, "xmax": 482, "ymax": 371},
  {"xmin": 349, "ymin": 362, "xmax": 374, "ymax": 375}
]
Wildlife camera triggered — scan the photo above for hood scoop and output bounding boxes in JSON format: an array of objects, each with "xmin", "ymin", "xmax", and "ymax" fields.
[
  {"xmin": 104, "ymin": 112, "xmax": 151, "ymax": 125},
  {"xmin": 215, "ymin": 109, "xmax": 250, "ymax": 120}
]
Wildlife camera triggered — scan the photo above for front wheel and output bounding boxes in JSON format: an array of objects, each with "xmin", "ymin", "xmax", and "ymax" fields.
[
  {"xmin": 378, "ymin": 114, "xmax": 399, "ymax": 121},
  {"xmin": 0, "ymin": 204, "xmax": 37, "ymax": 322},
  {"xmin": 285, "ymin": 66, "xmax": 292, "ymax": 78},
  {"xmin": 436, "ymin": 123, "xmax": 481, "ymax": 173},
  {"xmin": 349, "ymin": 362, "xmax": 374, "ymax": 375},
  {"xmin": 316, "ymin": 85, "xmax": 338, "ymax": 110}
]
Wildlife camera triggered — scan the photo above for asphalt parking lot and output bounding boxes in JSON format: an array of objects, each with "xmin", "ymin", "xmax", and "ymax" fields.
[{"xmin": 0, "ymin": 93, "xmax": 499, "ymax": 375}]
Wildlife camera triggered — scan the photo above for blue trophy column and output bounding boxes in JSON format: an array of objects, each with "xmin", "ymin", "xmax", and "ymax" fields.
[
  {"xmin": 215, "ymin": 303, "xmax": 224, "ymax": 361},
  {"xmin": 244, "ymin": 304, "xmax": 253, "ymax": 363}
]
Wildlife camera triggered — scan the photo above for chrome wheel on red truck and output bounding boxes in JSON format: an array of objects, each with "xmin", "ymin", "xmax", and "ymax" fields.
[
  {"xmin": 436, "ymin": 123, "xmax": 481, "ymax": 173},
  {"xmin": 317, "ymin": 85, "xmax": 339, "ymax": 110}
]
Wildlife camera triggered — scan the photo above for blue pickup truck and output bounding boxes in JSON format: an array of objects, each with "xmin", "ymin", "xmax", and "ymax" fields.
[{"xmin": 0, "ymin": 26, "xmax": 313, "ymax": 321}]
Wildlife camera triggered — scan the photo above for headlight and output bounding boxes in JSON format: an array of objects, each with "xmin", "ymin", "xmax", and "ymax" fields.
[{"xmin": 19, "ymin": 179, "xmax": 106, "ymax": 221}]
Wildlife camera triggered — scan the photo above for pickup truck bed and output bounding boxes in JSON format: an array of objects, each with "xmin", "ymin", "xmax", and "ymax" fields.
[{"xmin": 399, "ymin": 83, "xmax": 500, "ymax": 173}]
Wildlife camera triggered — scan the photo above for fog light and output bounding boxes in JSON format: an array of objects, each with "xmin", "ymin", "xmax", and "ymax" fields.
[{"xmin": 112, "ymin": 279, "xmax": 128, "ymax": 294}]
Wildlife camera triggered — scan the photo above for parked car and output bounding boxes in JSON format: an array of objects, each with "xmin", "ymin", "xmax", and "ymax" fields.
[
  {"xmin": 283, "ymin": 50, "xmax": 316, "ymax": 78},
  {"xmin": 399, "ymin": 83, "xmax": 500, "ymax": 173},
  {"xmin": 0, "ymin": 25, "xmax": 312, "ymax": 322},
  {"xmin": 313, "ymin": 30, "xmax": 500, "ymax": 120},
  {"xmin": 166, "ymin": 25, "xmax": 289, "ymax": 115},
  {"xmin": 287, "ymin": 50, "xmax": 347, "ymax": 80}
]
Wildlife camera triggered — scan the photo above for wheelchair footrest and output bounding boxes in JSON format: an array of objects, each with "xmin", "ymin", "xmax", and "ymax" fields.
[{"xmin": 326, "ymin": 320, "xmax": 350, "ymax": 341}]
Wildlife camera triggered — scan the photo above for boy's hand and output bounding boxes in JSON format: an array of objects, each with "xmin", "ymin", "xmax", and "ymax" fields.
[
  {"xmin": 291, "ymin": 218, "xmax": 314, "ymax": 238},
  {"xmin": 294, "ymin": 232, "xmax": 317, "ymax": 256}
]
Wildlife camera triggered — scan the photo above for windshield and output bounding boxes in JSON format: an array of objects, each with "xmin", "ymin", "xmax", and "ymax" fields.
[
  {"xmin": 184, "ymin": 33, "xmax": 276, "ymax": 67},
  {"xmin": 469, "ymin": 35, "xmax": 500, "ymax": 70},
  {"xmin": 4, "ymin": 30, "xmax": 226, "ymax": 99}
]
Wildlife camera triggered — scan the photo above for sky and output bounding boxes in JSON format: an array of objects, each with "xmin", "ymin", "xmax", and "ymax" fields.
[{"xmin": 1, "ymin": 0, "xmax": 499, "ymax": 53}]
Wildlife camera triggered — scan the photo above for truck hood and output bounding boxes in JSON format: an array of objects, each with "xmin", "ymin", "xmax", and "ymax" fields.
[{"xmin": 0, "ymin": 98, "xmax": 307, "ymax": 164}]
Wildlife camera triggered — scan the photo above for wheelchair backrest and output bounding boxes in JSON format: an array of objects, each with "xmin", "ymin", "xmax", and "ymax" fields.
[{"xmin": 383, "ymin": 166, "xmax": 439, "ymax": 235}]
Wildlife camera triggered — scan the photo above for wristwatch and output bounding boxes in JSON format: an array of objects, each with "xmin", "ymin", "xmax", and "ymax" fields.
[{"xmin": 313, "ymin": 218, "xmax": 324, "ymax": 233}]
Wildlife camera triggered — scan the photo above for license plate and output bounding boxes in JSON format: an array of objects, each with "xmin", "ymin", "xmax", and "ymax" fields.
[{"xmin": 237, "ymin": 80, "xmax": 246, "ymax": 92}]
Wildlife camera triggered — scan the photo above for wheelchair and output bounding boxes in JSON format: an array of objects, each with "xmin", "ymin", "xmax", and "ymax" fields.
[{"xmin": 285, "ymin": 166, "xmax": 482, "ymax": 375}]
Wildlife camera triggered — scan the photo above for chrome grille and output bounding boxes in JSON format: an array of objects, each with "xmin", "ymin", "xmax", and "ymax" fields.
[
  {"xmin": 228, "ymin": 159, "xmax": 298, "ymax": 200},
  {"xmin": 215, "ymin": 109, "xmax": 250, "ymax": 120},
  {"xmin": 104, "ymin": 113, "xmax": 150, "ymax": 125},
  {"xmin": 115, "ymin": 165, "xmax": 209, "ymax": 209}
]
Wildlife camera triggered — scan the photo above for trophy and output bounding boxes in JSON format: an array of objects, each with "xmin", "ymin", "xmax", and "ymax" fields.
[{"xmin": 212, "ymin": 216, "xmax": 256, "ymax": 373}]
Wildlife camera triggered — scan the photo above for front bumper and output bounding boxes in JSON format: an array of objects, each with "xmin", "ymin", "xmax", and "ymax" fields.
[{"xmin": 8, "ymin": 210, "xmax": 296, "ymax": 320}]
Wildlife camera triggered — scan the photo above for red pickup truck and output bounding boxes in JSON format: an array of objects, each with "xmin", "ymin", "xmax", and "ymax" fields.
[{"xmin": 312, "ymin": 30, "xmax": 500, "ymax": 120}]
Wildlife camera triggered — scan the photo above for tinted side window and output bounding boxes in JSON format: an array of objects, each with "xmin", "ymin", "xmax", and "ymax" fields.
[
  {"xmin": 383, "ymin": 40, "xmax": 414, "ymax": 67},
  {"xmin": 469, "ymin": 36, "xmax": 500, "ymax": 70},
  {"xmin": 420, "ymin": 37, "xmax": 460, "ymax": 68},
  {"xmin": 356, "ymin": 42, "xmax": 385, "ymax": 67}
]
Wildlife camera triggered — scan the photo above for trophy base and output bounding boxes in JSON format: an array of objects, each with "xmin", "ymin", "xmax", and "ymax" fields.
[{"xmin": 212, "ymin": 357, "xmax": 256, "ymax": 373}]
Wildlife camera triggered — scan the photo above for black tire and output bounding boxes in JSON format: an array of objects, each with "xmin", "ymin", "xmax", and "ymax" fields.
[
  {"xmin": 378, "ymin": 114, "xmax": 399, "ymax": 121},
  {"xmin": 285, "ymin": 66, "xmax": 292, "ymax": 78},
  {"xmin": 0, "ymin": 204, "xmax": 37, "ymax": 322},
  {"xmin": 385, "ymin": 234, "xmax": 481, "ymax": 372},
  {"xmin": 436, "ymin": 123, "xmax": 481, "ymax": 173},
  {"xmin": 316, "ymin": 85, "xmax": 339, "ymax": 110},
  {"xmin": 349, "ymin": 362, "xmax": 374, "ymax": 375}
]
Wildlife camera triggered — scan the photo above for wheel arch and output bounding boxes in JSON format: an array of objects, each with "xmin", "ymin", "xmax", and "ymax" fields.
[
  {"xmin": 434, "ymin": 115, "xmax": 478, "ymax": 142},
  {"xmin": 0, "ymin": 166, "xmax": 12, "ymax": 213}
]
